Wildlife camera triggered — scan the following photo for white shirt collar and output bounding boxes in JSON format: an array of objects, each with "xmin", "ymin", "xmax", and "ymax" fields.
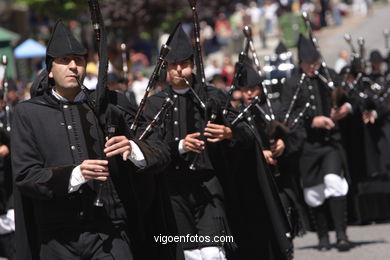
[
  {"xmin": 172, "ymin": 87, "xmax": 190, "ymax": 94},
  {"xmin": 51, "ymin": 89, "xmax": 86, "ymax": 102}
]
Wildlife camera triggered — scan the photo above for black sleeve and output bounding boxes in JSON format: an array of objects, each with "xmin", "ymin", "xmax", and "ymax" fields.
[
  {"xmin": 210, "ymin": 87, "xmax": 254, "ymax": 149},
  {"xmin": 117, "ymin": 94, "xmax": 171, "ymax": 173},
  {"xmin": 11, "ymin": 105, "xmax": 75, "ymax": 200}
]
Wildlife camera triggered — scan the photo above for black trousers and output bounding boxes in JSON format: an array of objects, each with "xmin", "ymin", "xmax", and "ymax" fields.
[
  {"xmin": 167, "ymin": 175, "xmax": 231, "ymax": 250},
  {"xmin": 40, "ymin": 228, "xmax": 133, "ymax": 260},
  {"xmin": 0, "ymin": 232, "xmax": 15, "ymax": 260}
]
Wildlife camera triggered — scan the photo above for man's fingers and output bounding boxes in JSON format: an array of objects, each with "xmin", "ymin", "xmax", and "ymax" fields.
[
  {"xmin": 83, "ymin": 160, "xmax": 108, "ymax": 165},
  {"xmin": 273, "ymin": 150, "xmax": 282, "ymax": 158},
  {"xmin": 204, "ymin": 132, "xmax": 222, "ymax": 138},
  {"xmin": 104, "ymin": 140, "xmax": 129, "ymax": 153},
  {"xmin": 80, "ymin": 164, "xmax": 108, "ymax": 172},
  {"xmin": 82, "ymin": 169, "xmax": 109, "ymax": 182},
  {"xmin": 83, "ymin": 169, "xmax": 109, "ymax": 176},
  {"xmin": 188, "ymin": 132, "xmax": 201, "ymax": 138},
  {"xmin": 186, "ymin": 138, "xmax": 204, "ymax": 146},
  {"xmin": 106, "ymin": 147, "xmax": 130, "ymax": 158},
  {"xmin": 206, "ymin": 122, "xmax": 221, "ymax": 128},
  {"xmin": 122, "ymin": 150, "xmax": 130, "ymax": 161},
  {"xmin": 207, "ymin": 137, "xmax": 222, "ymax": 143},
  {"xmin": 186, "ymin": 144, "xmax": 203, "ymax": 153},
  {"xmin": 204, "ymin": 127, "xmax": 224, "ymax": 135},
  {"xmin": 105, "ymin": 136, "xmax": 120, "ymax": 147}
]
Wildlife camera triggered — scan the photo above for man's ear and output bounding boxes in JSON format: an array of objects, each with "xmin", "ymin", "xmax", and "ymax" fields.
[{"xmin": 48, "ymin": 71, "xmax": 53, "ymax": 79}]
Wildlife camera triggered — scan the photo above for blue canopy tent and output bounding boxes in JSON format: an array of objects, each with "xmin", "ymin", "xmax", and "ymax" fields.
[
  {"xmin": 14, "ymin": 38, "xmax": 46, "ymax": 59},
  {"xmin": 14, "ymin": 38, "xmax": 46, "ymax": 81}
]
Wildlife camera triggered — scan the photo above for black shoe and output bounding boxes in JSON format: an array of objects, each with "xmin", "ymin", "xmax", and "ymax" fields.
[
  {"xmin": 318, "ymin": 236, "xmax": 331, "ymax": 251},
  {"xmin": 336, "ymin": 239, "xmax": 352, "ymax": 252}
]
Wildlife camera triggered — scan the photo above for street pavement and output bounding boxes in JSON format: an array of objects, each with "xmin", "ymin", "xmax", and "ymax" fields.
[
  {"xmin": 294, "ymin": 222, "xmax": 390, "ymax": 260},
  {"xmin": 316, "ymin": 2, "xmax": 390, "ymax": 67}
]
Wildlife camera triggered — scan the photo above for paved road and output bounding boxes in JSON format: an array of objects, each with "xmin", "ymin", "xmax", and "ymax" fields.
[
  {"xmin": 294, "ymin": 222, "xmax": 390, "ymax": 260},
  {"xmin": 316, "ymin": 2, "xmax": 390, "ymax": 66}
]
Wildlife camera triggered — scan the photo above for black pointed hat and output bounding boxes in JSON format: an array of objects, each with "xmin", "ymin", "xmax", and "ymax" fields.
[
  {"xmin": 45, "ymin": 19, "xmax": 88, "ymax": 71},
  {"xmin": 297, "ymin": 34, "xmax": 320, "ymax": 63},
  {"xmin": 275, "ymin": 41, "xmax": 288, "ymax": 54},
  {"xmin": 165, "ymin": 23, "xmax": 194, "ymax": 63},
  {"xmin": 237, "ymin": 58, "xmax": 263, "ymax": 88},
  {"xmin": 369, "ymin": 50, "xmax": 383, "ymax": 62}
]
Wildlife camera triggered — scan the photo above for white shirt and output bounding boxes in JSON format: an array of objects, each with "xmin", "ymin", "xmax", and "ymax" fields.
[{"xmin": 132, "ymin": 78, "xmax": 149, "ymax": 106}]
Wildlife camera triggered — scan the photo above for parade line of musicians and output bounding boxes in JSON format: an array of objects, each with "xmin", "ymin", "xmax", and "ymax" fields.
[{"xmin": 0, "ymin": 7, "xmax": 390, "ymax": 260}]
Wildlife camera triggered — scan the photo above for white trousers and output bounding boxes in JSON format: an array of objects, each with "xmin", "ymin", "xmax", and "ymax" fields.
[
  {"xmin": 304, "ymin": 174, "xmax": 349, "ymax": 207},
  {"xmin": 184, "ymin": 247, "xmax": 227, "ymax": 260}
]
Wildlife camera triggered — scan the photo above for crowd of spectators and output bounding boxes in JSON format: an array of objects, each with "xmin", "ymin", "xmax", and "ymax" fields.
[{"xmin": 1, "ymin": 0, "xmax": 379, "ymax": 105}]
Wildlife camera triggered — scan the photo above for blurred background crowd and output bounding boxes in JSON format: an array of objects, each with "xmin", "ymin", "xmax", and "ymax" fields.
[{"xmin": 0, "ymin": 0, "xmax": 386, "ymax": 105}]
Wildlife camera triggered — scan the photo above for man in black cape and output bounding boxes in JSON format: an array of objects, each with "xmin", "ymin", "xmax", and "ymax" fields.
[
  {"xmin": 235, "ymin": 59, "xmax": 308, "ymax": 239},
  {"xmin": 281, "ymin": 34, "xmax": 352, "ymax": 251},
  {"xmin": 12, "ymin": 20, "xmax": 170, "ymax": 260},
  {"xmin": 144, "ymin": 23, "xmax": 293, "ymax": 260}
]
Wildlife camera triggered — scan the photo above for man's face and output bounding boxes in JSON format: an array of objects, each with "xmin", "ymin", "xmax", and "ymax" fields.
[
  {"xmin": 300, "ymin": 60, "xmax": 321, "ymax": 77},
  {"xmin": 241, "ymin": 85, "xmax": 261, "ymax": 105},
  {"xmin": 49, "ymin": 55, "xmax": 86, "ymax": 89},
  {"xmin": 167, "ymin": 59, "xmax": 194, "ymax": 88},
  {"xmin": 371, "ymin": 61, "xmax": 382, "ymax": 72}
]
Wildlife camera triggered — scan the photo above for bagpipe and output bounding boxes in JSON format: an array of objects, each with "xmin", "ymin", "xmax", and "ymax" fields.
[
  {"xmin": 80, "ymin": 0, "xmax": 174, "ymax": 206},
  {"xmin": 342, "ymin": 33, "xmax": 390, "ymax": 110},
  {"xmin": 187, "ymin": 0, "xmax": 219, "ymax": 171},
  {"xmin": 301, "ymin": 12, "xmax": 335, "ymax": 90},
  {"xmin": 1, "ymin": 55, "xmax": 11, "ymax": 132},
  {"xmin": 243, "ymin": 25, "xmax": 276, "ymax": 120}
]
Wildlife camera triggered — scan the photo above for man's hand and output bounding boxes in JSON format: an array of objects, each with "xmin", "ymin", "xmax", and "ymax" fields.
[
  {"xmin": 204, "ymin": 122, "xmax": 233, "ymax": 143},
  {"xmin": 0, "ymin": 145, "xmax": 9, "ymax": 158},
  {"xmin": 271, "ymin": 139, "xmax": 285, "ymax": 158},
  {"xmin": 311, "ymin": 116, "xmax": 335, "ymax": 130},
  {"xmin": 80, "ymin": 159, "xmax": 109, "ymax": 181},
  {"xmin": 263, "ymin": 150, "xmax": 277, "ymax": 165},
  {"xmin": 362, "ymin": 110, "xmax": 376, "ymax": 124},
  {"xmin": 183, "ymin": 132, "xmax": 204, "ymax": 154},
  {"xmin": 104, "ymin": 136, "xmax": 131, "ymax": 161},
  {"xmin": 331, "ymin": 103, "xmax": 351, "ymax": 121}
]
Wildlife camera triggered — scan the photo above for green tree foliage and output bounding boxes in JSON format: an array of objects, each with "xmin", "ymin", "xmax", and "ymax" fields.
[{"xmin": 15, "ymin": 0, "xmax": 88, "ymax": 19}]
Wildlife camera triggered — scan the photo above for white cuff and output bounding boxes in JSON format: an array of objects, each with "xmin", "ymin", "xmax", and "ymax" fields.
[
  {"xmin": 0, "ymin": 209, "xmax": 15, "ymax": 235},
  {"xmin": 372, "ymin": 110, "xmax": 378, "ymax": 119},
  {"xmin": 178, "ymin": 139, "xmax": 187, "ymax": 155},
  {"xmin": 346, "ymin": 102, "xmax": 353, "ymax": 114},
  {"xmin": 128, "ymin": 140, "xmax": 147, "ymax": 168},
  {"xmin": 68, "ymin": 165, "xmax": 87, "ymax": 193}
]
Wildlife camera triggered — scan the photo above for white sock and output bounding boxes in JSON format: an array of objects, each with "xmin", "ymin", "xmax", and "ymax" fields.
[
  {"xmin": 184, "ymin": 249, "xmax": 202, "ymax": 260},
  {"xmin": 199, "ymin": 246, "xmax": 227, "ymax": 260}
]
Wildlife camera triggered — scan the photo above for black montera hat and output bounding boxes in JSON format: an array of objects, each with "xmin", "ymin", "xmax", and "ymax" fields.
[
  {"xmin": 275, "ymin": 41, "xmax": 288, "ymax": 55},
  {"xmin": 237, "ymin": 58, "xmax": 263, "ymax": 88},
  {"xmin": 297, "ymin": 34, "xmax": 320, "ymax": 63},
  {"xmin": 369, "ymin": 50, "xmax": 383, "ymax": 62},
  {"xmin": 45, "ymin": 19, "xmax": 88, "ymax": 71},
  {"xmin": 165, "ymin": 23, "xmax": 194, "ymax": 63}
]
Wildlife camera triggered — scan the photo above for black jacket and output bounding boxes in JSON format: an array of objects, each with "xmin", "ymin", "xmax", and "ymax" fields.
[{"xmin": 12, "ymin": 90, "xmax": 170, "ymax": 260}]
